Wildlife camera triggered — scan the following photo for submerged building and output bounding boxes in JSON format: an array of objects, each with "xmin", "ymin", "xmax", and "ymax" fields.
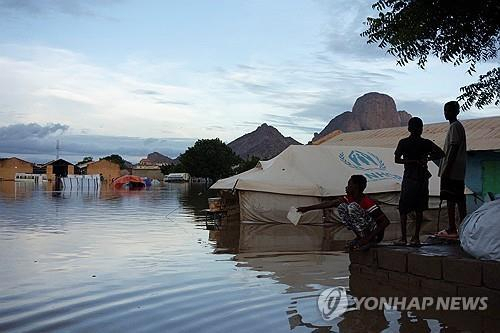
[
  {"xmin": 76, "ymin": 159, "xmax": 121, "ymax": 183},
  {"xmin": 0, "ymin": 157, "xmax": 34, "ymax": 181},
  {"xmin": 132, "ymin": 165, "xmax": 163, "ymax": 180},
  {"xmin": 43, "ymin": 159, "xmax": 75, "ymax": 181}
]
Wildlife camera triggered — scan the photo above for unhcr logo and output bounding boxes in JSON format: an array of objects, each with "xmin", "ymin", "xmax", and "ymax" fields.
[{"xmin": 339, "ymin": 150, "xmax": 402, "ymax": 182}]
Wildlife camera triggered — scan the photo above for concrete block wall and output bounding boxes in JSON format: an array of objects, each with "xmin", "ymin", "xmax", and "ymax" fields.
[{"xmin": 349, "ymin": 246, "xmax": 500, "ymax": 321}]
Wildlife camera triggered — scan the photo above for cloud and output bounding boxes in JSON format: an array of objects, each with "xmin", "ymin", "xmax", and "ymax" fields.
[
  {"xmin": 132, "ymin": 89, "xmax": 191, "ymax": 106},
  {"xmin": 396, "ymin": 99, "xmax": 445, "ymax": 123},
  {"xmin": 291, "ymin": 97, "xmax": 354, "ymax": 122},
  {"xmin": 0, "ymin": 123, "xmax": 195, "ymax": 163},
  {"xmin": 208, "ymin": 57, "xmax": 411, "ymax": 143},
  {"xmin": 0, "ymin": 32, "xmax": 492, "ymax": 149},
  {"xmin": 133, "ymin": 89, "xmax": 162, "ymax": 96},
  {"xmin": 293, "ymin": 96, "xmax": 447, "ymax": 125},
  {"xmin": 156, "ymin": 100, "xmax": 191, "ymax": 106},
  {"xmin": 234, "ymin": 115, "xmax": 320, "ymax": 143},
  {"xmin": 0, "ymin": 123, "xmax": 68, "ymax": 141},
  {"xmin": 216, "ymin": 60, "xmax": 400, "ymax": 127},
  {"xmin": 204, "ymin": 125, "xmax": 225, "ymax": 131},
  {"xmin": 261, "ymin": 114, "xmax": 322, "ymax": 134},
  {"xmin": 463, "ymin": 104, "xmax": 500, "ymax": 120},
  {"xmin": 133, "ymin": 88, "xmax": 191, "ymax": 105},
  {"xmin": 0, "ymin": 44, "xmax": 201, "ymax": 138},
  {"xmin": 0, "ymin": 0, "xmax": 121, "ymax": 18},
  {"xmin": 218, "ymin": 62, "xmax": 395, "ymax": 105},
  {"xmin": 317, "ymin": 0, "xmax": 389, "ymax": 60}
]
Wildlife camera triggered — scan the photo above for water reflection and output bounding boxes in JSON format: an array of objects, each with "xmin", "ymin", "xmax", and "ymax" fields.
[
  {"xmin": 0, "ymin": 182, "xmax": 487, "ymax": 332},
  {"xmin": 207, "ymin": 194, "xmax": 493, "ymax": 332},
  {"xmin": 349, "ymin": 270, "xmax": 497, "ymax": 332},
  {"xmin": 0, "ymin": 180, "xmax": 39, "ymax": 199}
]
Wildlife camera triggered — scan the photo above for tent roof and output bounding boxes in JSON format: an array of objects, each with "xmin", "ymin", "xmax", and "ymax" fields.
[{"xmin": 211, "ymin": 145, "xmax": 441, "ymax": 197}]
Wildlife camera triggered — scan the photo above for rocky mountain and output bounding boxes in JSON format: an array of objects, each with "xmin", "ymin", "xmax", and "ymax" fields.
[
  {"xmin": 312, "ymin": 92, "xmax": 412, "ymax": 142},
  {"xmin": 228, "ymin": 123, "xmax": 302, "ymax": 160},
  {"xmin": 123, "ymin": 160, "xmax": 134, "ymax": 169},
  {"xmin": 143, "ymin": 152, "xmax": 174, "ymax": 165}
]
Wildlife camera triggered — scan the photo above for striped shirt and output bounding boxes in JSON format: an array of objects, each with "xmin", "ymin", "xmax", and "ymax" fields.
[{"xmin": 343, "ymin": 195, "xmax": 380, "ymax": 217}]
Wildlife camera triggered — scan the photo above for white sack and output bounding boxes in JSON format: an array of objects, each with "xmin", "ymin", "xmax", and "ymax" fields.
[{"xmin": 460, "ymin": 200, "xmax": 500, "ymax": 261}]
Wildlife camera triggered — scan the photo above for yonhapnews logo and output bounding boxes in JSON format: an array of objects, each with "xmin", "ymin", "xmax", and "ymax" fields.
[
  {"xmin": 317, "ymin": 287, "xmax": 488, "ymax": 321},
  {"xmin": 317, "ymin": 287, "xmax": 349, "ymax": 320},
  {"xmin": 339, "ymin": 150, "xmax": 402, "ymax": 182}
]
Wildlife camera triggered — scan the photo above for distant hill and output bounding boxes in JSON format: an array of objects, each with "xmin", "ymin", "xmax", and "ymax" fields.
[
  {"xmin": 146, "ymin": 152, "xmax": 174, "ymax": 164},
  {"xmin": 138, "ymin": 152, "xmax": 174, "ymax": 166},
  {"xmin": 312, "ymin": 92, "xmax": 412, "ymax": 142},
  {"xmin": 123, "ymin": 160, "xmax": 134, "ymax": 169},
  {"xmin": 228, "ymin": 123, "xmax": 302, "ymax": 160}
]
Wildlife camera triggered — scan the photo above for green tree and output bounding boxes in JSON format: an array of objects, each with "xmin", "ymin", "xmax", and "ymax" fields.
[
  {"xmin": 160, "ymin": 163, "xmax": 186, "ymax": 175},
  {"xmin": 102, "ymin": 154, "xmax": 128, "ymax": 169},
  {"xmin": 179, "ymin": 138, "xmax": 241, "ymax": 182},
  {"xmin": 362, "ymin": 0, "xmax": 500, "ymax": 109},
  {"xmin": 77, "ymin": 156, "xmax": 93, "ymax": 164},
  {"xmin": 235, "ymin": 156, "xmax": 260, "ymax": 174}
]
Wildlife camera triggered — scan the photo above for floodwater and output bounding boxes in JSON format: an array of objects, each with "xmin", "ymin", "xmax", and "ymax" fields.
[{"xmin": 0, "ymin": 182, "xmax": 490, "ymax": 332}]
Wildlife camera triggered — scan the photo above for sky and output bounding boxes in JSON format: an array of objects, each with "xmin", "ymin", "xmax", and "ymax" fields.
[{"xmin": 0, "ymin": 0, "xmax": 498, "ymax": 163}]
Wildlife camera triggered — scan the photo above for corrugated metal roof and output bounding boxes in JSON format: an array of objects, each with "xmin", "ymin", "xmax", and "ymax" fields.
[
  {"xmin": 42, "ymin": 158, "xmax": 74, "ymax": 167},
  {"xmin": 319, "ymin": 116, "xmax": 500, "ymax": 151},
  {"xmin": 311, "ymin": 130, "xmax": 343, "ymax": 145}
]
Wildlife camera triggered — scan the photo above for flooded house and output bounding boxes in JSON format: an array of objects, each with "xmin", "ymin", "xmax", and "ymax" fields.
[
  {"xmin": 76, "ymin": 159, "xmax": 121, "ymax": 183},
  {"xmin": 43, "ymin": 159, "xmax": 75, "ymax": 181},
  {"xmin": 132, "ymin": 165, "xmax": 163, "ymax": 180},
  {"xmin": 0, "ymin": 157, "xmax": 33, "ymax": 181}
]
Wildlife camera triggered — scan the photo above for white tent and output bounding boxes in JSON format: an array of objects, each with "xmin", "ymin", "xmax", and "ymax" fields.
[{"xmin": 212, "ymin": 145, "xmax": 444, "ymax": 228}]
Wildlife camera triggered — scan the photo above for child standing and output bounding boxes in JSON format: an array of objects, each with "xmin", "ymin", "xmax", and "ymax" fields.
[{"xmin": 394, "ymin": 117, "xmax": 445, "ymax": 245}]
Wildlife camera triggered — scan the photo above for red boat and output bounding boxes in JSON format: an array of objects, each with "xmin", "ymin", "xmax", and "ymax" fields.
[{"xmin": 112, "ymin": 175, "xmax": 145, "ymax": 190}]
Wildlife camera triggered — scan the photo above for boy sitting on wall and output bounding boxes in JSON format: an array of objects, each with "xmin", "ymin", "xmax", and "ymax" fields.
[{"xmin": 297, "ymin": 175, "xmax": 390, "ymax": 250}]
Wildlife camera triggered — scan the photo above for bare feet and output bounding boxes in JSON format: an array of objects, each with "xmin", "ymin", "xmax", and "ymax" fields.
[
  {"xmin": 410, "ymin": 237, "xmax": 421, "ymax": 247},
  {"xmin": 435, "ymin": 229, "xmax": 458, "ymax": 239},
  {"xmin": 393, "ymin": 238, "xmax": 407, "ymax": 246}
]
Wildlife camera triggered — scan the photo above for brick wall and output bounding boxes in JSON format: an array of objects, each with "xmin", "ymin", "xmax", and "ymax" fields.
[
  {"xmin": 0, "ymin": 158, "xmax": 33, "ymax": 180},
  {"xmin": 349, "ymin": 246, "xmax": 500, "ymax": 323}
]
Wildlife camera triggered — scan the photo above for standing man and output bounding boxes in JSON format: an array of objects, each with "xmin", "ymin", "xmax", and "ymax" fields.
[
  {"xmin": 437, "ymin": 101, "xmax": 467, "ymax": 239},
  {"xmin": 394, "ymin": 117, "xmax": 444, "ymax": 246}
]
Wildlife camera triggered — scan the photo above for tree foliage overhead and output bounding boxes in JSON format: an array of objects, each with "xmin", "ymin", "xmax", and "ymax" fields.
[
  {"xmin": 362, "ymin": 0, "xmax": 500, "ymax": 109},
  {"xmin": 179, "ymin": 138, "xmax": 241, "ymax": 182}
]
